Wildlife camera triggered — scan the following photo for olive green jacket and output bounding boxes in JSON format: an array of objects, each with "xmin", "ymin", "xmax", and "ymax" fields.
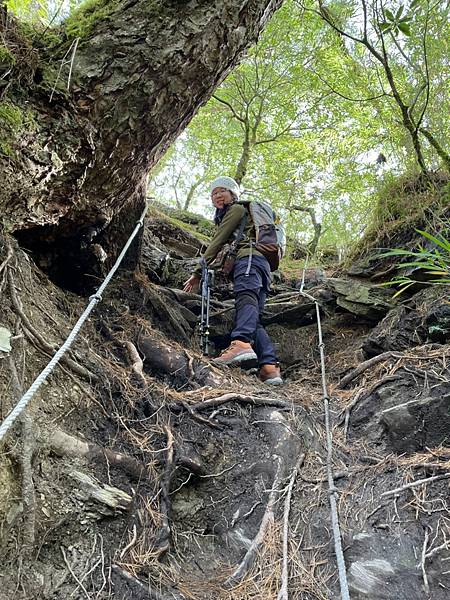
[{"xmin": 193, "ymin": 203, "xmax": 263, "ymax": 275}]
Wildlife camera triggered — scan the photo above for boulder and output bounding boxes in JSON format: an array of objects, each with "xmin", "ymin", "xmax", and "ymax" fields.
[
  {"xmin": 326, "ymin": 278, "xmax": 394, "ymax": 323},
  {"xmin": 362, "ymin": 286, "xmax": 450, "ymax": 356},
  {"xmin": 349, "ymin": 373, "xmax": 450, "ymax": 453}
]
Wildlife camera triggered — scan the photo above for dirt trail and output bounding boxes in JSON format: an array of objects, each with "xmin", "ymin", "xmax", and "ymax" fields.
[{"xmin": 0, "ymin": 215, "xmax": 449, "ymax": 600}]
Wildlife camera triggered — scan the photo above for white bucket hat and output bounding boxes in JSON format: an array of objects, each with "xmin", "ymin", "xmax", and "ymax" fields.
[{"xmin": 209, "ymin": 176, "xmax": 241, "ymax": 198}]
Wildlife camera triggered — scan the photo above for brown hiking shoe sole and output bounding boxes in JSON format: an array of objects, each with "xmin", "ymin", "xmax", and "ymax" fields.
[{"xmin": 213, "ymin": 350, "xmax": 258, "ymax": 366}]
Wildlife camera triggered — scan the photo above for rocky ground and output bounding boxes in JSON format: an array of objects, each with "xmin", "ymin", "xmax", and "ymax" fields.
[{"xmin": 0, "ymin": 206, "xmax": 449, "ymax": 600}]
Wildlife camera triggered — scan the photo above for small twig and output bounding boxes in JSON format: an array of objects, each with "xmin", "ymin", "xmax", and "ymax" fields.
[
  {"xmin": 61, "ymin": 546, "xmax": 90, "ymax": 600},
  {"xmin": 381, "ymin": 473, "xmax": 450, "ymax": 498},
  {"xmin": 50, "ymin": 37, "xmax": 79, "ymax": 102},
  {"xmin": 425, "ymin": 540, "xmax": 450, "ymax": 560},
  {"xmin": 420, "ymin": 528, "xmax": 430, "ymax": 594},
  {"xmin": 200, "ymin": 463, "xmax": 238, "ymax": 479},
  {"xmin": 66, "ymin": 37, "xmax": 79, "ymax": 91},
  {"xmin": 278, "ymin": 453, "xmax": 305, "ymax": 600},
  {"xmin": 119, "ymin": 523, "xmax": 137, "ymax": 559},
  {"xmin": 338, "ymin": 351, "xmax": 403, "ymax": 388}
]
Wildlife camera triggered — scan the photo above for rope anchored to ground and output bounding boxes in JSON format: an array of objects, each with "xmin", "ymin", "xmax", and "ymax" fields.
[
  {"xmin": 0, "ymin": 204, "xmax": 148, "ymax": 445},
  {"xmin": 299, "ymin": 264, "xmax": 351, "ymax": 600}
]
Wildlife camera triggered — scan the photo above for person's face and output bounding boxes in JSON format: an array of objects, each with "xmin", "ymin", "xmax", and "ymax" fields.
[{"xmin": 211, "ymin": 187, "xmax": 233, "ymax": 209}]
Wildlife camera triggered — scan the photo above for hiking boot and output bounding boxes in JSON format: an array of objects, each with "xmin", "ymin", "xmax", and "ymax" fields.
[
  {"xmin": 213, "ymin": 340, "xmax": 257, "ymax": 366},
  {"xmin": 259, "ymin": 364, "xmax": 283, "ymax": 385}
]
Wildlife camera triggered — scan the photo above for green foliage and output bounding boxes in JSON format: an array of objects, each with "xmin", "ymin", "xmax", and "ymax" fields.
[
  {"xmin": 0, "ymin": 102, "xmax": 35, "ymax": 157},
  {"xmin": 0, "ymin": 45, "xmax": 16, "ymax": 66},
  {"xmin": 153, "ymin": 0, "xmax": 449, "ymax": 258},
  {"xmin": 148, "ymin": 205, "xmax": 212, "ymax": 244},
  {"xmin": 5, "ymin": 0, "xmax": 48, "ymax": 22},
  {"xmin": 380, "ymin": 229, "xmax": 450, "ymax": 296},
  {"xmin": 380, "ymin": 5, "xmax": 412, "ymax": 36}
]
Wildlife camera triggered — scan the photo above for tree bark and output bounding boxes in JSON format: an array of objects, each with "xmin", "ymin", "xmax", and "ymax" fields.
[{"xmin": 1, "ymin": 0, "xmax": 283, "ymax": 274}]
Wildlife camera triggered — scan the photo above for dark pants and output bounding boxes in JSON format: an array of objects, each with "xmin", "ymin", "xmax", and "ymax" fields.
[{"xmin": 231, "ymin": 255, "xmax": 278, "ymax": 366}]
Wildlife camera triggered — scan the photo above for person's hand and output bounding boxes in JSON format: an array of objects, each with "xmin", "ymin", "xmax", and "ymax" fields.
[{"xmin": 183, "ymin": 275, "xmax": 200, "ymax": 293}]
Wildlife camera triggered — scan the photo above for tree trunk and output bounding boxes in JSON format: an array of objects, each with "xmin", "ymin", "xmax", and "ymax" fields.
[
  {"xmin": 234, "ymin": 123, "xmax": 252, "ymax": 184},
  {"xmin": 1, "ymin": 0, "xmax": 282, "ymax": 288},
  {"xmin": 419, "ymin": 128, "xmax": 450, "ymax": 172}
]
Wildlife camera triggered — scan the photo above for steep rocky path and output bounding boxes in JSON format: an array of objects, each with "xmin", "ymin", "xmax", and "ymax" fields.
[{"xmin": 0, "ymin": 209, "xmax": 449, "ymax": 600}]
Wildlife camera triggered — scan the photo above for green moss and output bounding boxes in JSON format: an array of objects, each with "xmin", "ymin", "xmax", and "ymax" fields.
[
  {"xmin": 0, "ymin": 102, "xmax": 24, "ymax": 129},
  {"xmin": 0, "ymin": 102, "xmax": 35, "ymax": 158},
  {"xmin": 64, "ymin": 0, "xmax": 119, "ymax": 39},
  {"xmin": 148, "ymin": 205, "xmax": 211, "ymax": 243},
  {"xmin": 0, "ymin": 45, "xmax": 16, "ymax": 67},
  {"xmin": 346, "ymin": 171, "xmax": 450, "ymax": 263}
]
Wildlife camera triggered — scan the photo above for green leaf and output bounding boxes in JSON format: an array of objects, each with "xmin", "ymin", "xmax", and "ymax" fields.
[
  {"xmin": 392, "ymin": 282, "xmax": 416, "ymax": 297},
  {"xmin": 396, "ymin": 5, "xmax": 404, "ymax": 19},
  {"xmin": 385, "ymin": 8, "xmax": 396, "ymax": 21},
  {"xmin": 416, "ymin": 229, "xmax": 450, "ymax": 252},
  {"xmin": 398, "ymin": 22, "xmax": 412, "ymax": 35}
]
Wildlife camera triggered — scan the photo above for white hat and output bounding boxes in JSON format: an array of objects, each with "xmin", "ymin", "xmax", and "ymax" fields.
[{"xmin": 209, "ymin": 176, "xmax": 241, "ymax": 198}]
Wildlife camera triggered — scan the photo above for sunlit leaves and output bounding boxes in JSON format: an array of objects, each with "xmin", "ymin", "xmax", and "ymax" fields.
[{"xmin": 380, "ymin": 5, "xmax": 412, "ymax": 36}]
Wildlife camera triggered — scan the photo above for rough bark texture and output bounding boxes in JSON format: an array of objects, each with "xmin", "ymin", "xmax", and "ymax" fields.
[{"xmin": 1, "ymin": 0, "xmax": 282, "ymax": 287}]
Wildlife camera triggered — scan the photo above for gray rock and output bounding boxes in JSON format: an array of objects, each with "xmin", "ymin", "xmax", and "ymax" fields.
[
  {"xmin": 363, "ymin": 286, "xmax": 450, "ymax": 357},
  {"xmin": 346, "ymin": 531, "xmax": 422, "ymax": 599},
  {"xmin": 350, "ymin": 375, "xmax": 450, "ymax": 453}
]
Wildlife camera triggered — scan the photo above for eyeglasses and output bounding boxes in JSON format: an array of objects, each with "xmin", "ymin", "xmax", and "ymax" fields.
[{"xmin": 211, "ymin": 188, "xmax": 228, "ymax": 198}]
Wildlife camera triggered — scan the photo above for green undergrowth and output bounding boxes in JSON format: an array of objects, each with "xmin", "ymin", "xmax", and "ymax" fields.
[
  {"xmin": 347, "ymin": 171, "xmax": 450, "ymax": 263},
  {"xmin": 0, "ymin": 45, "xmax": 16, "ymax": 67},
  {"xmin": 279, "ymin": 255, "xmax": 308, "ymax": 281},
  {"xmin": 148, "ymin": 204, "xmax": 212, "ymax": 243}
]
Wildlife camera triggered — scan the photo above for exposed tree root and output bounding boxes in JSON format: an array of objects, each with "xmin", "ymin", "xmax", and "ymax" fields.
[
  {"xmin": 48, "ymin": 428, "xmax": 146, "ymax": 480},
  {"xmin": 278, "ymin": 453, "xmax": 305, "ymax": 600},
  {"xmin": 7, "ymin": 267, "xmax": 97, "ymax": 382},
  {"xmin": 8, "ymin": 349, "xmax": 36, "ymax": 555},
  {"xmin": 224, "ymin": 456, "xmax": 285, "ymax": 588},
  {"xmin": 112, "ymin": 564, "xmax": 185, "ymax": 600},
  {"xmin": 124, "ymin": 340, "xmax": 147, "ymax": 386},
  {"xmin": 177, "ymin": 392, "xmax": 292, "ymax": 413},
  {"xmin": 154, "ymin": 425, "xmax": 174, "ymax": 557},
  {"xmin": 138, "ymin": 331, "xmax": 223, "ymax": 387}
]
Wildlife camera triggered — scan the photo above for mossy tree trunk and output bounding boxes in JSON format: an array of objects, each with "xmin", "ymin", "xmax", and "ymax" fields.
[{"xmin": 0, "ymin": 0, "xmax": 282, "ymax": 289}]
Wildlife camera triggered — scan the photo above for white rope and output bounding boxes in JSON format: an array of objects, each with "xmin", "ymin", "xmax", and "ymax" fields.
[
  {"xmin": 299, "ymin": 259, "xmax": 351, "ymax": 600},
  {"xmin": 0, "ymin": 205, "xmax": 148, "ymax": 444}
]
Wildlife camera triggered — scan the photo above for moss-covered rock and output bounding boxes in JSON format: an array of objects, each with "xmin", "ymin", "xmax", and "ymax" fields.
[{"xmin": 0, "ymin": 102, "xmax": 35, "ymax": 158}]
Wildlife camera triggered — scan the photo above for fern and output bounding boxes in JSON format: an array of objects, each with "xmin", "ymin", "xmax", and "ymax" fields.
[{"xmin": 379, "ymin": 229, "xmax": 450, "ymax": 297}]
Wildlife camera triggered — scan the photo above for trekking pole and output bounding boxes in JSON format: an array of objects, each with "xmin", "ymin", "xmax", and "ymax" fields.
[{"xmin": 199, "ymin": 259, "xmax": 214, "ymax": 355}]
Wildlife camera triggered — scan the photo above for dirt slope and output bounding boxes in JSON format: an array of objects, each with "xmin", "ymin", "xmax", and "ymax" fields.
[{"xmin": 0, "ymin": 210, "xmax": 449, "ymax": 600}]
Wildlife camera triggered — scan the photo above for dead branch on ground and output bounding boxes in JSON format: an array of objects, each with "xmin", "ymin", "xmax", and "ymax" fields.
[{"xmin": 48, "ymin": 427, "xmax": 146, "ymax": 480}]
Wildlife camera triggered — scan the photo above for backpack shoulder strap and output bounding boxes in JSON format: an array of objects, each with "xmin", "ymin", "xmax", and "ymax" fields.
[{"xmin": 232, "ymin": 208, "xmax": 248, "ymax": 248}]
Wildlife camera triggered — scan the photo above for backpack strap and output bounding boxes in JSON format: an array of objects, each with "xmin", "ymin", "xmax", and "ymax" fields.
[{"xmin": 230, "ymin": 209, "xmax": 248, "ymax": 250}]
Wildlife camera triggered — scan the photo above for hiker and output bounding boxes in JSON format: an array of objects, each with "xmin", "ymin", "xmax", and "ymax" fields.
[{"xmin": 183, "ymin": 176, "xmax": 283, "ymax": 385}]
